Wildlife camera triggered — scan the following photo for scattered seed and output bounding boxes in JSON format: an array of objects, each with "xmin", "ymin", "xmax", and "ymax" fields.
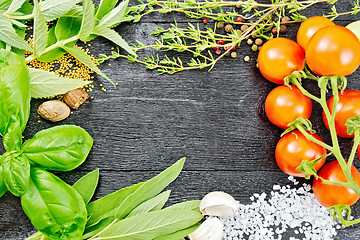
[
  {"xmin": 225, "ymin": 51, "xmax": 231, "ymax": 57},
  {"xmin": 235, "ymin": 0, "xmax": 243, "ymax": 8},
  {"xmin": 240, "ymin": 25, "xmax": 249, "ymax": 32},
  {"xmin": 281, "ymin": 16, "xmax": 291, "ymax": 26},
  {"xmin": 247, "ymin": 39, "xmax": 253, "ymax": 45},
  {"xmin": 252, "ymin": 1, "xmax": 258, "ymax": 9},
  {"xmin": 225, "ymin": 24, "xmax": 233, "ymax": 33},
  {"xmin": 255, "ymin": 38, "xmax": 263, "ymax": 45},
  {"xmin": 280, "ymin": 25, "xmax": 288, "ymax": 33},
  {"xmin": 231, "ymin": 52, "xmax": 237, "ymax": 58},
  {"xmin": 217, "ymin": 22, "xmax": 224, "ymax": 29},
  {"xmin": 203, "ymin": 18, "xmax": 209, "ymax": 24},
  {"xmin": 215, "ymin": 49, "xmax": 221, "ymax": 55},
  {"xmin": 244, "ymin": 56, "xmax": 250, "ymax": 62},
  {"xmin": 271, "ymin": 28, "xmax": 278, "ymax": 34},
  {"xmin": 236, "ymin": 17, "xmax": 243, "ymax": 23},
  {"xmin": 251, "ymin": 44, "xmax": 258, "ymax": 52}
]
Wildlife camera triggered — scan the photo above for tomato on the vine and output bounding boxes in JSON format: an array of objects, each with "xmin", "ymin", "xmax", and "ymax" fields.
[
  {"xmin": 313, "ymin": 161, "xmax": 360, "ymax": 207},
  {"xmin": 258, "ymin": 38, "xmax": 305, "ymax": 84},
  {"xmin": 265, "ymin": 85, "xmax": 312, "ymax": 129},
  {"xmin": 305, "ymin": 25, "xmax": 360, "ymax": 76},
  {"xmin": 296, "ymin": 16, "xmax": 335, "ymax": 50},
  {"xmin": 275, "ymin": 130, "xmax": 326, "ymax": 177},
  {"xmin": 322, "ymin": 90, "xmax": 360, "ymax": 138}
]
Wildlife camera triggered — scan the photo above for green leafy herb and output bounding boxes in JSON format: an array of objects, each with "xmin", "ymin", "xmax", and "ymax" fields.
[
  {"xmin": 95, "ymin": 0, "xmax": 119, "ymax": 20},
  {"xmin": 5, "ymin": 0, "xmax": 26, "ymax": 14},
  {"xmin": 28, "ymin": 68, "xmax": 91, "ymax": 98},
  {"xmin": 0, "ymin": 166, "xmax": 7, "ymax": 198},
  {"xmin": 0, "ymin": 16, "xmax": 32, "ymax": 52},
  {"xmin": 79, "ymin": 0, "xmax": 95, "ymax": 41},
  {"xmin": 153, "ymin": 223, "xmax": 200, "ymax": 240},
  {"xmin": 127, "ymin": 190, "xmax": 171, "ymax": 217},
  {"xmin": 73, "ymin": 169, "xmax": 100, "ymax": 205},
  {"xmin": 33, "ymin": 0, "xmax": 48, "ymax": 57},
  {"xmin": 98, "ymin": 0, "xmax": 129, "ymax": 28},
  {"xmin": 39, "ymin": 0, "xmax": 81, "ymax": 21}
]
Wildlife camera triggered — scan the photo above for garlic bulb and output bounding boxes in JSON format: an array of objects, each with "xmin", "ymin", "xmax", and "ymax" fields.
[
  {"xmin": 188, "ymin": 217, "xmax": 223, "ymax": 240},
  {"xmin": 200, "ymin": 191, "xmax": 239, "ymax": 217}
]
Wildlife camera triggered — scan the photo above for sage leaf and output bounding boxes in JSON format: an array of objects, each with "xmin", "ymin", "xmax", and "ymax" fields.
[
  {"xmin": 85, "ymin": 182, "xmax": 143, "ymax": 228},
  {"xmin": 115, "ymin": 158, "xmax": 186, "ymax": 219},
  {"xmin": 22, "ymin": 125, "xmax": 93, "ymax": 171},
  {"xmin": 63, "ymin": 5, "xmax": 83, "ymax": 19},
  {"xmin": 21, "ymin": 168, "xmax": 87, "ymax": 240},
  {"xmin": 82, "ymin": 216, "xmax": 115, "ymax": 239},
  {"xmin": 92, "ymin": 24, "xmax": 136, "ymax": 56},
  {"xmin": 95, "ymin": 0, "xmax": 118, "ymax": 20},
  {"xmin": 165, "ymin": 200, "xmax": 201, "ymax": 211},
  {"xmin": 127, "ymin": 190, "xmax": 171, "ymax": 218},
  {"xmin": 9, "ymin": 19, "xmax": 27, "ymax": 28},
  {"xmin": 5, "ymin": 0, "xmax": 26, "ymax": 14},
  {"xmin": 39, "ymin": 0, "xmax": 81, "ymax": 22},
  {"xmin": 0, "ymin": 49, "xmax": 30, "ymax": 151},
  {"xmin": 1, "ymin": 152, "xmax": 30, "ymax": 197},
  {"xmin": 0, "ymin": 0, "xmax": 11, "ymax": 11},
  {"xmin": 62, "ymin": 45, "xmax": 112, "ymax": 83},
  {"xmin": 0, "ymin": 165, "xmax": 7, "ymax": 198},
  {"xmin": 28, "ymin": 68, "xmax": 91, "ymax": 98},
  {"xmin": 153, "ymin": 223, "xmax": 200, "ymax": 240},
  {"xmin": 98, "ymin": 0, "xmax": 129, "ymax": 28},
  {"xmin": 97, "ymin": 209, "xmax": 203, "ymax": 239},
  {"xmin": 0, "ymin": 16, "xmax": 32, "ymax": 51},
  {"xmin": 33, "ymin": 0, "xmax": 47, "ymax": 57},
  {"xmin": 73, "ymin": 169, "xmax": 99, "ymax": 205},
  {"xmin": 78, "ymin": 0, "xmax": 95, "ymax": 41}
]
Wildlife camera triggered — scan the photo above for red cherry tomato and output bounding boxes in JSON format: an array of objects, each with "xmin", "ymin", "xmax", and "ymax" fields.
[
  {"xmin": 275, "ymin": 130, "xmax": 326, "ymax": 177},
  {"xmin": 305, "ymin": 25, "xmax": 360, "ymax": 76},
  {"xmin": 313, "ymin": 161, "xmax": 360, "ymax": 207},
  {"xmin": 265, "ymin": 85, "xmax": 312, "ymax": 129},
  {"xmin": 322, "ymin": 90, "xmax": 360, "ymax": 138},
  {"xmin": 258, "ymin": 38, "xmax": 305, "ymax": 84},
  {"xmin": 296, "ymin": 16, "xmax": 335, "ymax": 50}
]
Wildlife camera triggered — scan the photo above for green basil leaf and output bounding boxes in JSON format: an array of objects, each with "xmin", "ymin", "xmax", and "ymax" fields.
[
  {"xmin": 165, "ymin": 200, "xmax": 201, "ymax": 211},
  {"xmin": 39, "ymin": 0, "xmax": 81, "ymax": 22},
  {"xmin": 1, "ymin": 152, "xmax": 30, "ymax": 197},
  {"xmin": 127, "ymin": 190, "xmax": 171, "ymax": 218},
  {"xmin": 92, "ymin": 24, "xmax": 136, "ymax": 56},
  {"xmin": 37, "ymin": 26, "xmax": 67, "ymax": 62},
  {"xmin": 97, "ymin": 209, "xmax": 203, "ymax": 239},
  {"xmin": 98, "ymin": 0, "xmax": 129, "ymax": 28},
  {"xmin": 62, "ymin": 46, "xmax": 112, "ymax": 83},
  {"xmin": 22, "ymin": 125, "xmax": 93, "ymax": 171},
  {"xmin": 28, "ymin": 68, "xmax": 91, "ymax": 98},
  {"xmin": 0, "ymin": 165, "xmax": 8, "ymax": 198},
  {"xmin": 0, "ymin": 0, "xmax": 11, "ymax": 10},
  {"xmin": 9, "ymin": 19, "xmax": 27, "ymax": 28},
  {"xmin": 78, "ymin": 0, "xmax": 95, "ymax": 41},
  {"xmin": 18, "ymin": 0, "xmax": 33, "ymax": 15},
  {"xmin": 5, "ymin": 0, "xmax": 26, "ymax": 14},
  {"xmin": 0, "ymin": 16, "xmax": 32, "ymax": 51},
  {"xmin": 82, "ymin": 216, "xmax": 114, "ymax": 239},
  {"xmin": 73, "ymin": 169, "xmax": 99, "ymax": 205},
  {"xmin": 85, "ymin": 182, "xmax": 144, "ymax": 228},
  {"xmin": 95, "ymin": 0, "xmax": 118, "ymax": 20},
  {"xmin": 153, "ymin": 223, "xmax": 200, "ymax": 240},
  {"xmin": 115, "ymin": 158, "xmax": 186, "ymax": 219},
  {"xmin": 55, "ymin": 16, "xmax": 81, "ymax": 41},
  {"xmin": 33, "ymin": 0, "xmax": 47, "ymax": 57},
  {"xmin": 24, "ymin": 231, "xmax": 51, "ymax": 240},
  {"xmin": 21, "ymin": 167, "xmax": 87, "ymax": 240},
  {"xmin": 0, "ymin": 49, "xmax": 30, "ymax": 151}
]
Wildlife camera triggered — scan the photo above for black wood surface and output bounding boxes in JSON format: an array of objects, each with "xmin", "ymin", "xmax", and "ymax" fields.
[{"xmin": 1, "ymin": 0, "xmax": 360, "ymax": 239}]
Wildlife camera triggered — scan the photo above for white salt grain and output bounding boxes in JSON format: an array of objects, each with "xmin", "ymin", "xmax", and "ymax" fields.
[{"xmin": 221, "ymin": 179, "xmax": 339, "ymax": 240}]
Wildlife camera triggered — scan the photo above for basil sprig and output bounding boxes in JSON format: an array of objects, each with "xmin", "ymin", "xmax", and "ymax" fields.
[{"xmin": 0, "ymin": 49, "xmax": 92, "ymax": 239}]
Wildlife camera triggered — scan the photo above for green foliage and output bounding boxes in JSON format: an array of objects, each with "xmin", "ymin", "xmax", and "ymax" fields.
[{"xmin": 73, "ymin": 170, "xmax": 99, "ymax": 205}]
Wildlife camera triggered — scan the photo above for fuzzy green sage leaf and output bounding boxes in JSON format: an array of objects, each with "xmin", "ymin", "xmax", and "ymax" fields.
[
  {"xmin": 153, "ymin": 223, "xmax": 200, "ymax": 240},
  {"xmin": 5, "ymin": 0, "xmax": 26, "ymax": 14},
  {"xmin": 78, "ymin": 0, "xmax": 95, "ymax": 41},
  {"xmin": 0, "ymin": 16, "xmax": 32, "ymax": 52},
  {"xmin": 33, "ymin": 0, "xmax": 48, "ymax": 57},
  {"xmin": 127, "ymin": 190, "xmax": 171, "ymax": 217},
  {"xmin": 73, "ymin": 169, "xmax": 99, "ymax": 205},
  {"xmin": 98, "ymin": 0, "xmax": 129, "ymax": 28},
  {"xmin": 39, "ymin": 0, "xmax": 81, "ymax": 22},
  {"xmin": 95, "ymin": 0, "xmax": 119, "ymax": 20}
]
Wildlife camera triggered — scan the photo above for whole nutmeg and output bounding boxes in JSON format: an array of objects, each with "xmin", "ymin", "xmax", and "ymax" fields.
[
  {"xmin": 224, "ymin": 24, "xmax": 233, "ymax": 33},
  {"xmin": 38, "ymin": 100, "xmax": 70, "ymax": 122},
  {"xmin": 64, "ymin": 88, "xmax": 89, "ymax": 109}
]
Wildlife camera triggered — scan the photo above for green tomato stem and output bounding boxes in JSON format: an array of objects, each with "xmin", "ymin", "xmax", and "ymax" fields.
[{"xmin": 347, "ymin": 129, "xmax": 360, "ymax": 168}]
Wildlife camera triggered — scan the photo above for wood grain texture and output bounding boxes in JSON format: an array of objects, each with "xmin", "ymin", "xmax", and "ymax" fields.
[{"xmin": 1, "ymin": 0, "xmax": 360, "ymax": 239}]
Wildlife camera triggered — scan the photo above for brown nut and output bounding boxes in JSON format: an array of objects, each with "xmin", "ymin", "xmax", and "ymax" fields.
[
  {"xmin": 281, "ymin": 16, "xmax": 291, "ymax": 26},
  {"xmin": 225, "ymin": 24, "xmax": 233, "ymax": 33},
  {"xmin": 279, "ymin": 25, "xmax": 288, "ymax": 33},
  {"xmin": 216, "ymin": 22, "xmax": 224, "ymax": 29},
  {"xmin": 38, "ymin": 100, "xmax": 70, "ymax": 122},
  {"xmin": 240, "ymin": 25, "xmax": 249, "ymax": 32},
  {"xmin": 64, "ymin": 88, "xmax": 89, "ymax": 109}
]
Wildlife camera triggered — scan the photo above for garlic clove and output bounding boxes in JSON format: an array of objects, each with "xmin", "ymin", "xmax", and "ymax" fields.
[
  {"xmin": 188, "ymin": 217, "xmax": 223, "ymax": 240},
  {"xmin": 200, "ymin": 191, "xmax": 239, "ymax": 217}
]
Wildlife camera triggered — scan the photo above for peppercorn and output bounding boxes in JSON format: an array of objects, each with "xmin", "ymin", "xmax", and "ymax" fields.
[
  {"xmin": 271, "ymin": 28, "xmax": 278, "ymax": 34},
  {"xmin": 240, "ymin": 25, "xmax": 249, "ymax": 32},
  {"xmin": 280, "ymin": 25, "xmax": 287, "ymax": 33},
  {"xmin": 215, "ymin": 49, "xmax": 221, "ymax": 55},
  {"xmin": 254, "ymin": 38, "xmax": 263, "ymax": 45},
  {"xmin": 213, "ymin": 46, "xmax": 220, "ymax": 51},
  {"xmin": 217, "ymin": 22, "xmax": 224, "ymax": 29},
  {"xmin": 244, "ymin": 56, "xmax": 250, "ymax": 62},
  {"xmin": 281, "ymin": 16, "xmax": 291, "ymax": 26},
  {"xmin": 225, "ymin": 24, "xmax": 233, "ymax": 33},
  {"xmin": 203, "ymin": 18, "xmax": 209, "ymax": 24},
  {"xmin": 251, "ymin": 44, "xmax": 258, "ymax": 52},
  {"xmin": 235, "ymin": 0, "xmax": 243, "ymax": 8},
  {"xmin": 252, "ymin": 1, "xmax": 258, "ymax": 9},
  {"xmin": 217, "ymin": 40, "xmax": 225, "ymax": 45},
  {"xmin": 224, "ymin": 45, "xmax": 230, "ymax": 51},
  {"xmin": 231, "ymin": 52, "xmax": 237, "ymax": 58},
  {"xmin": 236, "ymin": 17, "xmax": 243, "ymax": 23},
  {"xmin": 247, "ymin": 39, "xmax": 253, "ymax": 45},
  {"xmin": 231, "ymin": 45, "xmax": 238, "ymax": 50}
]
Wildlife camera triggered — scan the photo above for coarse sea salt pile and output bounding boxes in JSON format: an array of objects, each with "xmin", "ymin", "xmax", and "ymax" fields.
[{"xmin": 221, "ymin": 176, "xmax": 342, "ymax": 240}]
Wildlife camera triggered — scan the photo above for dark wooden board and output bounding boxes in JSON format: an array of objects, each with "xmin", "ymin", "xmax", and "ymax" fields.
[{"xmin": 1, "ymin": 0, "xmax": 360, "ymax": 239}]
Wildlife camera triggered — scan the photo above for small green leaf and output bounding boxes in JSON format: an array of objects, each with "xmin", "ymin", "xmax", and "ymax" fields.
[
  {"xmin": 0, "ymin": 16, "xmax": 32, "ymax": 51},
  {"xmin": 165, "ymin": 200, "xmax": 201, "ymax": 211},
  {"xmin": 37, "ymin": 26, "xmax": 68, "ymax": 62},
  {"xmin": 0, "ymin": 165, "xmax": 7, "ymax": 198},
  {"xmin": 5, "ymin": 0, "xmax": 26, "ymax": 14},
  {"xmin": 153, "ymin": 223, "xmax": 200, "ymax": 240},
  {"xmin": 24, "ymin": 232, "xmax": 51, "ymax": 240},
  {"xmin": 83, "ymin": 216, "xmax": 114, "ymax": 239},
  {"xmin": 28, "ymin": 68, "xmax": 91, "ymax": 98},
  {"xmin": 1, "ymin": 152, "xmax": 30, "ymax": 197},
  {"xmin": 115, "ymin": 158, "xmax": 186, "ymax": 219},
  {"xmin": 98, "ymin": 0, "xmax": 129, "ymax": 28},
  {"xmin": 33, "ymin": 0, "xmax": 47, "ymax": 57},
  {"xmin": 62, "ymin": 45, "xmax": 112, "ymax": 83},
  {"xmin": 92, "ymin": 24, "xmax": 136, "ymax": 56},
  {"xmin": 63, "ymin": 5, "xmax": 83, "ymax": 18},
  {"xmin": 97, "ymin": 209, "xmax": 203, "ymax": 239},
  {"xmin": 95, "ymin": 0, "xmax": 118, "ymax": 20},
  {"xmin": 73, "ymin": 169, "xmax": 99, "ymax": 205},
  {"xmin": 22, "ymin": 125, "xmax": 93, "ymax": 171},
  {"xmin": 55, "ymin": 16, "xmax": 82, "ymax": 41},
  {"xmin": 39, "ymin": 0, "xmax": 81, "ymax": 21},
  {"xmin": 0, "ymin": 0, "xmax": 11, "ymax": 11},
  {"xmin": 78, "ymin": 0, "xmax": 95, "ymax": 41},
  {"xmin": 127, "ymin": 190, "xmax": 171, "ymax": 217},
  {"xmin": 21, "ymin": 168, "xmax": 87, "ymax": 240}
]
